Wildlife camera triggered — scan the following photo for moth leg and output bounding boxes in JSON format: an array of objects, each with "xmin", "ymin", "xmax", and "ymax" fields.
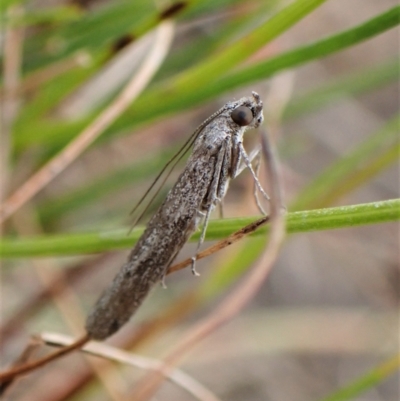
[
  {"xmin": 233, "ymin": 140, "xmax": 268, "ymax": 214},
  {"xmin": 190, "ymin": 208, "xmax": 212, "ymax": 276},
  {"xmin": 235, "ymin": 145, "xmax": 261, "ymax": 177},
  {"xmin": 252, "ymin": 151, "xmax": 268, "ymax": 215},
  {"xmin": 239, "ymin": 144, "xmax": 269, "ymax": 215},
  {"xmin": 191, "ymin": 138, "xmax": 230, "ymax": 276}
]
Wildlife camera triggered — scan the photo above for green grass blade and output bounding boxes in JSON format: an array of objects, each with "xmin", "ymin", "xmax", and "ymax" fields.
[
  {"xmin": 164, "ymin": 0, "xmax": 328, "ymax": 93},
  {"xmin": 21, "ymin": 1, "xmax": 155, "ymax": 71},
  {"xmin": 111, "ymin": 0, "xmax": 329, "ymax": 130},
  {"xmin": 206, "ymin": 5, "xmax": 400, "ymax": 99},
  {"xmin": 319, "ymin": 354, "xmax": 400, "ymax": 401},
  {"xmin": 1, "ymin": 199, "xmax": 399, "ymax": 258}
]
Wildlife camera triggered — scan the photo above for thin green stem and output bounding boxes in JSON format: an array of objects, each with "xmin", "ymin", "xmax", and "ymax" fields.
[{"xmin": 1, "ymin": 199, "xmax": 399, "ymax": 258}]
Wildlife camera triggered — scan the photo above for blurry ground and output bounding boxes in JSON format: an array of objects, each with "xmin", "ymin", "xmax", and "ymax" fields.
[{"xmin": 1, "ymin": 0, "xmax": 399, "ymax": 400}]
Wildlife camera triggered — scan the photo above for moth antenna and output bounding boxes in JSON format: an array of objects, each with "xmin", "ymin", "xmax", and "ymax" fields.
[
  {"xmin": 129, "ymin": 138, "xmax": 194, "ymax": 231},
  {"xmin": 129, "ymin": 105, "xmax": 228, "ymax": 229}
]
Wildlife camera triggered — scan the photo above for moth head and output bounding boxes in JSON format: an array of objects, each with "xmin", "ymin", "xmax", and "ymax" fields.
[
  {"xmin": 230, "ymin": 91, "xmax": 264, "ymax": 128},
  {"xmin": 231, "ymin": 106, "xmax": 253, "ymax": 126}
]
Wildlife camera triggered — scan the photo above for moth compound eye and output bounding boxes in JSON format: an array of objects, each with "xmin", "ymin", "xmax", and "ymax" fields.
[{"xmin": 231, "ymin": 106, "xmax": 253, "ymax": 126}]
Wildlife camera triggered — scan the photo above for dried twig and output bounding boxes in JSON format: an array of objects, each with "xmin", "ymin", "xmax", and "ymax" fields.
[
  {"xmin": 0, "ymin": 334, "xmax": 90, "ymax": 382},
  {"xmin": 0, "ymin": 337, "xmax": 41, "ymax": 396},
  {"xmin": 168, "ymin": 215, "xmax": 269, "ymax": 273}
]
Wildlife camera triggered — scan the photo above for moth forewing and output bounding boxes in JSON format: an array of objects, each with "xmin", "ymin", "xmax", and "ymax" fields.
[{"xmin": 85, "ymin": 92, "xmax": 264, "ymax": 340}]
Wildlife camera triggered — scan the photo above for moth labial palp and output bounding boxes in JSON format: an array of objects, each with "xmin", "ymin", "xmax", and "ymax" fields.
[{"xmin": 85, "ymin": 91, "xmax": 267, "ymax": 340}]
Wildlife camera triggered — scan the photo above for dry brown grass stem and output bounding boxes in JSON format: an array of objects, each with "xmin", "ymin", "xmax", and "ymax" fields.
[
  {"xmin": 1, "ymin": 5, "xmax": 24, "ymax": 203},
  {"xmin": 0, "ymin": 21, "xmax": 175, "ymax": 225},
  {"xmin": 42, "ymin": 332, "xmax": 222, "ymax": 401}
]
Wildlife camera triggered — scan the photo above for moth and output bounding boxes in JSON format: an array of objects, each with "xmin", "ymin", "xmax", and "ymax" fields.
[{"xmin": 85, "ymin": 92, "xmax": 265, "ymax": 340}]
